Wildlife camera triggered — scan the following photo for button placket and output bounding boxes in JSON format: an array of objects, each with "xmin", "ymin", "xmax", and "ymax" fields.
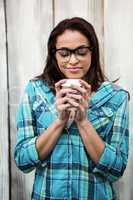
[{"xmin": 67, "ymin": 129, "xmax": 72, "ymax": 199}]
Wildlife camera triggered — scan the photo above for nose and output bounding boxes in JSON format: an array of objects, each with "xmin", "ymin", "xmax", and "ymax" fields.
[{"xmin": 69, "ymin": 53, "xmax": 79, "ymax": 64}]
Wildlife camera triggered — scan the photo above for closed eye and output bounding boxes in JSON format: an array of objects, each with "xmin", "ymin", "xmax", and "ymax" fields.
[
  {"xmin": 76, "ymin": 47, "xmax": 90, "ymax": 56},
  {"xmin": 57, "ymin": 49, "xmax": 70, "ymax": 57}
]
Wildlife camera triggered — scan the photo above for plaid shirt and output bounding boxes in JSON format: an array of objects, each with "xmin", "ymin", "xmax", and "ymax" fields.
[{"xmin": 14, "ymin": 80, "xmax": 129, "ymax": 200}]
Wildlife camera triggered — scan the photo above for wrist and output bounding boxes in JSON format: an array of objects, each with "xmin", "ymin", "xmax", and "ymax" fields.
[
  {"xmin": 55, "ymin": 118, "xmax": 67, "ymax": 128},
  {"xmin": 76, "ymin": 118, "xmax": 89, "ymax": 128}
]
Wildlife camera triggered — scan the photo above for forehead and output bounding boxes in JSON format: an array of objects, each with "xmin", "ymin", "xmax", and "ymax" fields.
[{"xmin": 56, "ymin": 29, "xmax": 89, "ymax": 48}]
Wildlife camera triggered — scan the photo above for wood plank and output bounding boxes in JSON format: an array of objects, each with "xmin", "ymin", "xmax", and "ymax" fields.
[
  {"xmin": 104, "ymin": 1, "xmax": 133, "ymax": 199},
  {"xmin": 5, "ymin": 0, "xmax": 53, "ymax": 199},
  {"xmin": 0, "ymin": 0, "xmax": 9, "ymax": 199},
  {"xmin": 54, "ymin": 0, "xmax": 89, "ymax": 25},
  {"xmin": 88, "ymin": 0, "xmax": 104, "ymax": 67}
]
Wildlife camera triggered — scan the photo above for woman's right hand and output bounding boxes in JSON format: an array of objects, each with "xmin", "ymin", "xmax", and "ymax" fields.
[
  {"xmin": 55, "ymin": 79, "xmax": 77, "ymax": 125},
  {"xmin": 55, "ymin": 79, "xmax": 70, "ymax": 124}
]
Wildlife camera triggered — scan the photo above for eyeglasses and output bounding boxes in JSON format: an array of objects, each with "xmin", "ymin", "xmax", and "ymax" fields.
[{"xmin": 54, "ymin": 45, "xmax": 93, "ymax": 63}]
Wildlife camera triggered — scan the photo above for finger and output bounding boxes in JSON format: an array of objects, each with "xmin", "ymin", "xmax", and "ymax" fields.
[
  {"xmin": 55, "ymin": 79, "xmax": 67, "ymax": 92},
  {"xmin": 59, "ymin": 88, "xmax": 78, "ymax": 98},
  {"xmin": 72, "ymin": 83, "xmax": 91, "ymax": 100},
  {"xmin": 67, "ymin": 93, "xmax": 83, "ymax": 102},
  {"xmin": 55, "ymin": 87, "xmax": 70, "ymax": 99},
  {"xmin": 67, "ymin": 98, "xmax": 79, "ymax": 108},
  {"xmin": 73, "ymin": 96, "xmax": 89, "ymax": 110},
  {"xmin": 71, "ymin": 84, "xmax": 87, "ymax": 97},
  {"xmin": 56, "ymin": 96, "xmax": 70, "ymax": 106},
  {"xmin": 80, "ymin": 80, "xmax": 91, "ymax": 96},
  {"xmin": 58, "ymin": 103, "xmax": 71, "ymax": 111},
  {"xmin": 83, "ymin": 100, "xmax": 89, "ymax": 109},
  {"xmin": 78, "ymin": 104, "xmax": 84, "ymax": 111},
  {"xmin": 79, "ymin": 80, "xmax": 91, "ymax": 91},
  {"xmin": 77, "ymin": 105, "xmax": 85, "ymax": 116}
]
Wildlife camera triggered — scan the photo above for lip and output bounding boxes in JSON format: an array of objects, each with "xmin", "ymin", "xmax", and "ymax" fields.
[{"xmin": 66, "ymin": 67, "xmax": 82, "ymax": 73}]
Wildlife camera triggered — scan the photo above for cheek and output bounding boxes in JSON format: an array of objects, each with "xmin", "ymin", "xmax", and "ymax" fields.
[
  {"xmin": 83, "ymin": 57, "xmax": 92, "ymax": 70},
  {"xmin": 87, "ymin": 54, "xmax": 92, "ymax": 65},
  {"xmin": 57, "ymin": 60, "xmax": 63, "ymax": 70},
  {"xmin": 56, "ymin": 58, "xmax": 61, "ymax": 68},
  {"xmin": 56, "ymin": 58, "xmax": 60, "ymax": 67},
  {"xmin": 56, "ymin": 60, "xmax": 66, "ymax": 74}
]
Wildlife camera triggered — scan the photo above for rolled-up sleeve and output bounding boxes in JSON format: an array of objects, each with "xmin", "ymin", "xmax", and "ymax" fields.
[
  {"xmin": 93, "ymin": 93, "xmax": 129, "ymax": 182},
  {"xmin": 14, "ymin": 81, "xmax": 46, "ymax": 173}
]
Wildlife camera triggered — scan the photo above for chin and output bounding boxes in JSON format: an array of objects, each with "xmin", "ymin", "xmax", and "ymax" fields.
[{"xmin": 65, "ymin": 74, "xmax": 84, "ymax": 79}]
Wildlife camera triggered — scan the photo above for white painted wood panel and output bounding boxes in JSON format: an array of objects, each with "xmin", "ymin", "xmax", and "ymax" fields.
[
  {"xmin": 104, "ymin": 1, "xmax": 133, "ymax": 199},
  {"xmin": 54, "ymin": 0, "xmax": 89, "ymax": 24},
  {"xmin": 5, "ymin": 0, "xmax": 53, "ymax": 199},
  {"xmin": 0, "ymin": 0, "xmax": 9, "ymax": 200}
]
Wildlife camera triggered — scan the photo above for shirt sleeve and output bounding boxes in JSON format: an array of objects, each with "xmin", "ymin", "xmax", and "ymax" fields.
[
  {"xmin": 14, "ymin": 81, "xmax": 47, "ymax": 173},
  {"xmin": 92, "ymin": 92, "xmax": 129, "ymax": 182}
]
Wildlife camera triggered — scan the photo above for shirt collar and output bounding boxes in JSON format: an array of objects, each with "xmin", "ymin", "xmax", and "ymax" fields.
[
  {"xmin": 33, "ymin": 80, "xmax": 55, "ymax": 103},
  {"xmin": 89, "ymin": 82, "xmax": 115, "ymax": 109}
]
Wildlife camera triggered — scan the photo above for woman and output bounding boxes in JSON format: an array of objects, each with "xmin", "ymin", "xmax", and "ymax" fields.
[{"xmin": 14, "ymin": 17, "xmax": 129, "ymax": 200}]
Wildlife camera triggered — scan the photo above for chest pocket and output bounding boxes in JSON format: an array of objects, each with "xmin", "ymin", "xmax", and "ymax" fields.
[
  {"xmin": 32, "ymin": 95, "xmax": 57, "ymax": 134},
  {"xmin": 88, "ymin": 106, "xmax": 114, "ymax": 140}
]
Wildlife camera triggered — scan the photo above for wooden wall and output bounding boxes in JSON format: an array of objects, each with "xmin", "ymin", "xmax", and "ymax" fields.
[{"xmin": 0, "ymin": 0, "xmax": 133, "ymax": 199}]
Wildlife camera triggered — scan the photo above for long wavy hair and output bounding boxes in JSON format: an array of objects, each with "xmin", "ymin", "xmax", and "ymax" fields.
[{"xmin": 36, "ymin": 17, "xmax": 106, "ymax": 93}]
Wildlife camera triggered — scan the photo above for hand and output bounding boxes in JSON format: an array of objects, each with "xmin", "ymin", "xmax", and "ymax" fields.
[
  {"xmin": 67, "ymin": 79, "xmax": 91, "ymax": 123},
  {"xmin": 55, "ymin": 79, "xmax": 78, "ymax": 124}
]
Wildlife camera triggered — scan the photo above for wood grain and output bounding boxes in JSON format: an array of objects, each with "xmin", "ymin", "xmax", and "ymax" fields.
[
  {"xmin": 104, "ymin": 1, "xmax": 133, "ymax": 199},
  {"xmin": 5, "ymin": 0, "xmax": 53, "ymax": 199},
  {"xmin": 0, "ymin": 0, "xmax": 9, "ymax": 199}
]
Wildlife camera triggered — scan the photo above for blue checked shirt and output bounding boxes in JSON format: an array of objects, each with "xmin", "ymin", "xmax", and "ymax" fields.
[{"xmin": 14, "ymin": 80, "xmax": 129, "ymax": 200}]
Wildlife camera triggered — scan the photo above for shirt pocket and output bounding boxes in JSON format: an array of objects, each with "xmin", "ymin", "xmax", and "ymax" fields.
[
  {"xmin": 88, "ymin": 107, "xmax": 114, "ymax": 140},
  {"xmin": 32, "ymin": 96, "xmax": 57, "ymax": 133}
]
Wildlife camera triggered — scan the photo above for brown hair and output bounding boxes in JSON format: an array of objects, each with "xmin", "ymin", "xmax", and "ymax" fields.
[{"xmin": 36, "ymin": 17, "xmax": 106, "ymax": 93}]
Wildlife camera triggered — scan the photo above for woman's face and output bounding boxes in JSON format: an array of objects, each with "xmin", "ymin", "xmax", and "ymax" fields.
[{"xmin": 55, "ymin": 29, "xmax": 92, "ymax": 79}]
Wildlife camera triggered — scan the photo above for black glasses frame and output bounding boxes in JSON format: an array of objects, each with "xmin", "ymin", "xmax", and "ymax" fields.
[{"xmin": 54, "ymin": 45, "xmax": 93, "ymax": 55}]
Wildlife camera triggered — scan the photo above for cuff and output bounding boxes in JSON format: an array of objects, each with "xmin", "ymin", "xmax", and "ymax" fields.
[
  {"xmin": 93, "ymin": 143, "xmax": 116, "ymax": 174},
  {"xmin": 28, "ymin": 137, "xmax": 47, "ymax": 168}
]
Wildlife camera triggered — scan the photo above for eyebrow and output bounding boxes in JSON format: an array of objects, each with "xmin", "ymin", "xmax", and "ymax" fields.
[{"xmin": 56, "ymin": 45, "xmax": 90, "ymax": 50}]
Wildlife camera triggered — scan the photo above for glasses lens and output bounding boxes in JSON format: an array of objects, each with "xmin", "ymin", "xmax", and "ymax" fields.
[
  {"xmin": 76, "ymin": 47, "xmax": 91, "ymax": 60},
  {"xmin": 56, "ymin": 49, "xmax": 70, "ymax": 62}
]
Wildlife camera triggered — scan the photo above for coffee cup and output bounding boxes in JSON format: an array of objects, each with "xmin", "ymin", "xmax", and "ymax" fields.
[
  {"xmin": 61, "ymin": 79, "xmax": 81, "ymax": 108},
  {"xmin": 61, "ymin": 79, "xmax": 81, "ymax": 121},
  {"xmin": 61, "ymin": 79, "xmax": 81, "ymax": 88}
]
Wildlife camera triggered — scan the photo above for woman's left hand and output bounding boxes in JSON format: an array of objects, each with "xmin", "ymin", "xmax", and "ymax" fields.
[{"xmin": 67, "ymin": 79, "xmax": 91, "ymax": 123}]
